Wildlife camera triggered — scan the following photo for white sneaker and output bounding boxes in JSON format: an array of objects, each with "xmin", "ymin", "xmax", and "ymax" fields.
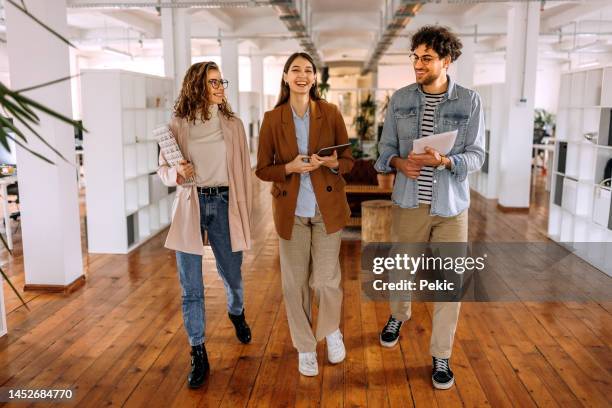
[
  {"xmin": 298, "ymin": 352, "xmax": 319, "ymax": 376},
  {"xmin": 326, "ymin": 329, "xmax": 346, "ymax": 364}
]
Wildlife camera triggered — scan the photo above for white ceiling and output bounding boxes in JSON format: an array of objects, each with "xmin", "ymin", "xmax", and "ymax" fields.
[{"xmin": 5, "ymin": 1, "xmax": 612, "ymax": 66}]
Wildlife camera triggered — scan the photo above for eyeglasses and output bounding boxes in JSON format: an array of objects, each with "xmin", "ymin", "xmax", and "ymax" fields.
[
  {"xmin": 208, "ymin": 79, "xmax": 229, "ymax": 89},
  {"xmin": 408, "ymin": 53, "xmax": 439, "ymax": 66}
]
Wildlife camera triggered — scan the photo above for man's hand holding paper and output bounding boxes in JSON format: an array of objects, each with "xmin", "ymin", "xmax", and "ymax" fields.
[{"xmin": 408, "ymin": 129, "xmax": 458, "ymax": 169}]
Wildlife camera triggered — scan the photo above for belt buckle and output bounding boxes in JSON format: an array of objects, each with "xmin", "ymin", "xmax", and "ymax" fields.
[{"xmin": 211, "ymin": 186, "xmax": 219, "ymax": 195}]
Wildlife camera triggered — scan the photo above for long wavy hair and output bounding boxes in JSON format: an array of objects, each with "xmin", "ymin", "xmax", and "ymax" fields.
[
  {"xmin": 173, "ymin": 61, "xmax": 234, "ymax": 122},
  {"xmin": 275, "ymin": 52, "xmax": 322, "ymax": 108}
]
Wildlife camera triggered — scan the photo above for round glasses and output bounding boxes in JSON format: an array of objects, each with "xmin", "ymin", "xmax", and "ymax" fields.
[
  {"xmin": 408, "ymin": 53, "xmax": 438, "ymax": 66},
  {"xmin": 208, "ymin": 79, "xmax": 229, "ymax": 89}
]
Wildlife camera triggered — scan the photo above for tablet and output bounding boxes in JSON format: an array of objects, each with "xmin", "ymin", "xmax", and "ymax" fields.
[{"xmin": 317, "ymin": 143, "xmax": 351, "ymax": 157}]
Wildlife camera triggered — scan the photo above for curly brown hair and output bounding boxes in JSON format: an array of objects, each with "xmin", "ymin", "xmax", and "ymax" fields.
[
  {"xmin": 411, "ymin": 25, "xmax": 462, "ymax": 62},
  {"xmin": 173, "ymin": 61, "xmax": 234, "ymax": 123}
]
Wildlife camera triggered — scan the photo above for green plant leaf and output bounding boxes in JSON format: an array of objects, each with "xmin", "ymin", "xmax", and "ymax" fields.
[
  {"xmin": 16, "ymin": 116, "xmax": 68, "ymax": 163},
  {"xmin": 4, "ymin": 131, "xmax": 55, "ymax": 165},
  {"xmin": 15, "ymin": 74, "xmax": 81, "ymax": 94},
  {"xmin": 0, "ymin": 267, "xmax": 30, "ymax": 311}
]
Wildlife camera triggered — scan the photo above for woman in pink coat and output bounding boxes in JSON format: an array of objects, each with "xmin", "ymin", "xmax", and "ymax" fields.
[{"xmin": 157, "ymin": 61, "xmax": 252, "ymax": 389}]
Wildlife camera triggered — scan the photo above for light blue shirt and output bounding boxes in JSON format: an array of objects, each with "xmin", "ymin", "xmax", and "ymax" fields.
[
  {"xmin": 292, "ymin": 106, "xmax": 317, "ymax": 217},
  {"xmin": 374, "ymin": 75, "xmax": 485, "ymax": 217}
]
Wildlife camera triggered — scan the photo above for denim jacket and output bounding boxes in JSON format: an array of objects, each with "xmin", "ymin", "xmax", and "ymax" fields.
[{"xmin": 375, "ymin": 76, "xmax": 485, "ymax": 217}]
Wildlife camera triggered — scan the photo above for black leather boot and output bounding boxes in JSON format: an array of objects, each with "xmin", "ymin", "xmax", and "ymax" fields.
[
  {"xmin": 188, "ymin": 343, "xmax": 209, "ymax": 388},
  {"xmin": 228, "ymin": 310, "xmax": 252, "ymax": 344}
]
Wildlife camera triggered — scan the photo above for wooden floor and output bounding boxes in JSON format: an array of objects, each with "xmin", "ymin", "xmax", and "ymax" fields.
[{"xmin": 0, "ymin": 174, "xmax": 611, "ymax": 407}]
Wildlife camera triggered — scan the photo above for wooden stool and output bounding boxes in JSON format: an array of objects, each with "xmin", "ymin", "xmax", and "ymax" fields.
[{"xmin": 361, "ymin": 200, "xmax": 393, "ymax": 242}]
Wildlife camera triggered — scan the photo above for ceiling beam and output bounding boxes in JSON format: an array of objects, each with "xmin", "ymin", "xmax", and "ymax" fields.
[
  {"xmin": 362, "ymin": 1, "xmax": 424, "ymax": 75},
  {"xmin": 270, "ymin": 0, "xmax": 323, "ymax": 67},
  {"xmin": 190, "ymin": 9, "xmax": 234, "ymax": 32},
  {"xmin": 542, "ymin": 1, "xmax": 612, "ymax": 31},
  {"xmin": 97, "ymin": 10, "xmax": 160, "ymax": 37}
]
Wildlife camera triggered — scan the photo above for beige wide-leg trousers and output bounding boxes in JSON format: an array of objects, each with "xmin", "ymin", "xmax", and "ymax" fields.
[
  {"xmin": 279, "ymin": 209, "xmax": 343, "ymax": 353},
  {"xmin": 390, "ymin": 204, "xmax": 468, "ymax": 359}
]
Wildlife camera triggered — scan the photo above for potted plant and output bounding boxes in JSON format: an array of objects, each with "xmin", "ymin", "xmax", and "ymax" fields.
[
  {"xmin": 533, "ymin": 108, "xmax": 555, "ymax": 144},
  {"xmin": 373, "ymin": 94, "xmax": 395, "ymax": 189},
  {"xmin": 318, "ymin": 66, "xmax": 330, "ymax": 99}
]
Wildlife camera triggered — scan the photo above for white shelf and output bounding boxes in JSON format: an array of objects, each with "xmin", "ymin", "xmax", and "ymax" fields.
[
  {"xmin": 584, "ymin": 69, "xmax": 603, "ymax": 107},
  {"xmin": 571, "ymin": 72, "xmax": 586, "ymax": 108},
  {"xmin": 0, "ymin": 275, "xmax": 7, "ymax": 338},
  {"xmin": 548, "ymin": 66, "xmax": 612, "ymax": 276},
  {"xmin": 149, "ymin": 203, "xmax": 160, "ymax": 231},
  {"xmin": 137, "ymin": 175, "xmax": 149, "ymax": 208},
  {"xmin": 134, "ymin": 110, "xmax": 147, "ymax": 142},
  {"xmin": 602, "ymin": 67, "xmax": 612, "ymax": 107},
  {"xmin": 137, "ymin": 207, "xmax": 150, "ymax": 240},
  {"xmin": 125, "ymin": 179, "xmax": 138, "ymax": 214},
  {"xmin": 124, "ymin": 145, "xmax": 137, "ymax": 179},
  {"xmin": 82, "ymin": 69, "xmax": 174, "ymax": 253},
  {"xmin": 136, "ymin": 143, "xmax": 149, "ymax": 175},
  {"xmin": 122, "ymin": 110, "xmax": 136, "ymax": 144}
]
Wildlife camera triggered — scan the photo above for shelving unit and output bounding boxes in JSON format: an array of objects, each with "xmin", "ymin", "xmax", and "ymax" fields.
[
  {"xmin": 81, "ymin": 70, "xmax": 175, "ymax": 254},
  {"xmin": 548, "ymin": 65, "xmax": 612, "ymax": 275},
  {"xmin": 0, "ymin": 276, "xmax": 6, "ymax": 337},
  {"xmin": 469, "ymin": 83, "xmax": 504, "ymax": 199}
]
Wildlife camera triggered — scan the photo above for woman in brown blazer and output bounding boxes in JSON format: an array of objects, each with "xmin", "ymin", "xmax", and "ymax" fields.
[{"xmin": 255, "ymin": 52, "xmax": 354, "ymax": 376}]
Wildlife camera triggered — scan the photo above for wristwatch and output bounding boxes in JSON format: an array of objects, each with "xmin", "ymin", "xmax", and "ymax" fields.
[{"xmin": 436, "ymin": 154, "xmax": 447, "ymax": 171}]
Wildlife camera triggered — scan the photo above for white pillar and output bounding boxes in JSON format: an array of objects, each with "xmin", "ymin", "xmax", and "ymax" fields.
[
  {"xmin": 251, "ymin": 55, "xmax": 264, "ymax": 121},
  {"xmin": 4, "ymin": 0, "xmax": 83, "ymax": 288},
  {"xmin": 162, "ymin": 8, "xmax": 191, "ymax": 96},
  {"xmin": 455, "ymin": 36, "xmax": 475, "ymax": 88},
  {"xmin": 221, "ymin": 39, "xmax": 240, "ymax": 116},
  {"xmin": 497, "ymin": 3, "xmax": 540, "ymax": 209}
]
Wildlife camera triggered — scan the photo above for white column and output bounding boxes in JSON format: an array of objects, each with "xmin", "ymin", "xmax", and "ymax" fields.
[
  {"xmin": 497, "ymin": 3, "xmax": 540, "ymax": 209},
  {"xmin": 162, "ymin": 8, "xmax": 191, "ymax": 96},
  {"xmin": 221, "ymin": 39, "xmax": 240, "ymax": 116},
  {"xmin": 455, "ymin": 36, "xmax": 475, "ymax": 88},
  {"xmin": 4, "ymin": 0, "xmax": 83, "ymax": 287},
  {"xmin": 251, "ymin": 55, "xmax": 264, "ymax": 121}
]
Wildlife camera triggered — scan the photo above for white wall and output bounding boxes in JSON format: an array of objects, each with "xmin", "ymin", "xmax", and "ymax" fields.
[
  {"xmin": 0, "ymin": 44, "xmax": 10, "ymax": 87},
  {"xmin": 263, "ymin": 56, "xmax": 284, "ymax": 110},
  {"xmin": 377, "ymin": 64, "xmax": 414, "ymax": 90},
  {"xmin": 79, "ymin": 54, "xmax": 165, "ymax": 76},
  {"xmin": 534, "ymin": 60, "xmax": 562, "ymax": 114}
]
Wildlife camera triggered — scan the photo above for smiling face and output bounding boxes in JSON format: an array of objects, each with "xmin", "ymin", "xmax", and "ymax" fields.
[
  {"xmin": 412, "ymin": 44, "xmax": 450, "ymax": 86},
  {"xmin": 283, "ymin": 56, "xmax": 316, "ymax": 96},
  {"xmin": 206, "ymin": 68, "xmax": 225, "ymax": 105}
]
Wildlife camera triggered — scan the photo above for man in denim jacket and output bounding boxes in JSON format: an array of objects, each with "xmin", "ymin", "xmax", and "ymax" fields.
[{"xmin": 375, "ymin": 25, "xmax": 485, "ymax": 390}]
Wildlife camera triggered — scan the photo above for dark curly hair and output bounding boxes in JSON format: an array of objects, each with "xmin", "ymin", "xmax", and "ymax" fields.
[{"xmin": 411, "ymin": 25, "xmax": 462, "ymax": 62}]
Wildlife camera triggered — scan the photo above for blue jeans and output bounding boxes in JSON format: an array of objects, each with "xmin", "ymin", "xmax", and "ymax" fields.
[{"xmin": 175, "ymin": 190, "xmax": 244, "ymax": 346}]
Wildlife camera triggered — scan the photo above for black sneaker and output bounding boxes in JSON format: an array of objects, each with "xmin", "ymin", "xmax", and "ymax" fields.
[
  {"xmin": 432, "ymin": 357, "xmax": 454, "ymax": 389},
  {"xmin": 379, "ymin": 316, "xmax": 402, "ymax": 347}
]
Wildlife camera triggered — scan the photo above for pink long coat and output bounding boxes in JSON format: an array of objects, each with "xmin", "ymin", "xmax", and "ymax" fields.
[{"xmin": 157, "ymin": 114, "xmax": 253, "ymax": 255}]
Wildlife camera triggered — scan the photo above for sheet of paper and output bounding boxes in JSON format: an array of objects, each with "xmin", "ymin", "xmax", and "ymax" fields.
[{"xmin": 412, "ymin": 129, "xmax": 458, "ymax": 155}]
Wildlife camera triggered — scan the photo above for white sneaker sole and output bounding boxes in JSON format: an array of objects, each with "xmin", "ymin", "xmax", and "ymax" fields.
[
  {"xmin": 432, "ymin": 377, "xmax": 455, "ymax": 390},
  {"xmin": 379, "ymin": 335, "xmax": 399, "ymax": 348},
  {"xmin": 328, "ymin": 349, "xmax": 346, "ymax": 364},
  {"xmin": 299, "ymin": 368, "xmax": 319, "ymax": 377}
]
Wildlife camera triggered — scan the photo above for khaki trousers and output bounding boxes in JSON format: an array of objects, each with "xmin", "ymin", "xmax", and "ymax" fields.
[
  {"xmin": 279, "ymin": 209, "xmax": 343, "ymax": 353},
  {"xmin": 390, "ymin": 204, "xmax": 468, "ymax": 359}
]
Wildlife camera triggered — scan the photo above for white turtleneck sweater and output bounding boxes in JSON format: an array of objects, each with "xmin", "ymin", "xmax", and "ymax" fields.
[{"xmin": 187, "ymin": 104, "xmax": 229, "ymax": 187}]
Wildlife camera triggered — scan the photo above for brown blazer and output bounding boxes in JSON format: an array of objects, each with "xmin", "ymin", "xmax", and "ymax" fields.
[{"xmin": 256, "ymin": 99, "xmax": 354, "ymax": 240}]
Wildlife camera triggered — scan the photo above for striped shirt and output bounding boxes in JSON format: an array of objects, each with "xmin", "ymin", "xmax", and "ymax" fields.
[{"xmin": 418, "ymin": 92, "xmax": 445, "ymax": 204}]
